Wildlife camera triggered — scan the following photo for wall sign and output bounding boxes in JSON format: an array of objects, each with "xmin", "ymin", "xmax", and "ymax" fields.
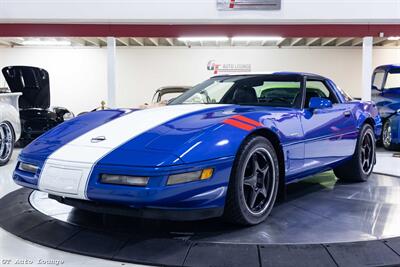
[
  {"xmin": 217, "ymin": 0, "xmax": 281, "ymax": 10},
  {"xmin": 207, "ymin": 60, "xmax": 252, "ymax": 74}
]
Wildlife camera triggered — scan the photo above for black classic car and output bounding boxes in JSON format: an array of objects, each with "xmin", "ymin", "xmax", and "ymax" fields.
[{"xmin": 2, "ymin": 66, "xmax": 74, "ymax": 147}]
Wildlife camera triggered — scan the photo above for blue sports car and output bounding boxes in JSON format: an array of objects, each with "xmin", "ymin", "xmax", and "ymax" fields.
[
  {"xmin": 372, "ymin": 64, "xmax": 400, "ymax": 150},
  {"xmin": 13, "ymin": 72, "xmax": 381, "ymax": 225}
]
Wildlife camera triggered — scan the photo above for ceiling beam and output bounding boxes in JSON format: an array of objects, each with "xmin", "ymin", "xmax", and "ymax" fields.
[
  {"xmin": 82, "ymin": 37, "xmax": 100, "ymax": 46},
  {"xmin": 306, "ymin": 37, "xmax": 320, "ymax": 46},
  {"xmin": 130, "ymin": 37, "xmax": 144, "ymax": 46},
  {"xmin": 336, "ymin": 37, "xmax": 354, "ymax": 46},
  {"xmin": 0, "ymin": 39, "xmax": 12, "ymax": 46},
  {"xmin": 70, "ymin": 37, "xmax": 86, "ymax": 46},
  {"xmin": 276, "ymin": 38, "xmax": 286, "ymax": 46},
  {"xmin": 165, "ymin": 38, "xmax": 174, "ymax": 46},
  {"xmin": 148, "ymin": 37, "xmax": 159, "ymax": 46},
  {"xmin": 98, "ymin": 37, "xmax": 108, "ymax": 46},
  {"xmin": 351, "ymin": 38, "xmax": 363, "ymax": 46},
  {"xmin": 321, "ymin": 38, "xmax": 336, "ymax": 46},
  {"xmin": 2, "ymin": 24, "xmax": 400, "ymax": 38},
  {"xmin": 118, "ymin": 37, "xmax": 130, "ymax": 46},
  {"xmin": 373, "ymin": 37, "xmax": 387, "ymax": 46},
  {"xmin": 290, "ymin": 38, "xmax": 303, "ymax": 46}
]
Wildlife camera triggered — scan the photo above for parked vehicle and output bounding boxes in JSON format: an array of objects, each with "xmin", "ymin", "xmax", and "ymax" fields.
[
  {"xmin": 0, "ymin": 92, "xmax": 21, "ymax": 165},
  {"xmin": 372, "ymin": 64, "xmax": 400, "ymax": 150},
  {"xmin": 2, "ymin": 66, "xmax": 74, "ymax": 147},
  {"xmin": 140, "ymin": 86, "xmax": 190, "ymax": 109},
  {"xmin": 14, "ymin": 72, "xmax": 381, "ymax": 225}
]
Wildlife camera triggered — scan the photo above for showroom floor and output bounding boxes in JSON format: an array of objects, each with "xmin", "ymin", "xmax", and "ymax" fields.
[{"xmin": 0, "ymin": 148, "xmax": 399, "ymax": 266}]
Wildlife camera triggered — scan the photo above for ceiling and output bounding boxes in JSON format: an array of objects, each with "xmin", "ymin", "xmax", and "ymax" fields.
[{"xmin": 0, "ymin": 37, "xmax": 399, "ymax": 47}]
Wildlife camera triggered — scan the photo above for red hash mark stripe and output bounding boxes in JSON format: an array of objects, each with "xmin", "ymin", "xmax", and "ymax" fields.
[
  {"xmin": 231, "ymin": 115, "xmax": 262, "ymax": 127},
  {"xmin": 224, "ymin": 118, "xmax": 255, "ymax": 131}
]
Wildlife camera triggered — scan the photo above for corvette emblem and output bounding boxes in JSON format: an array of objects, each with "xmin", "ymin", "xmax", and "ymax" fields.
[{"xmin": 91, "ymin": 136, "xmax": 106, "ymax": 143}]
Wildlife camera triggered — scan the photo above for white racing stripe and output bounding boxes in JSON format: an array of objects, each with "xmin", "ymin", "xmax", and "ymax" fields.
[{"xmin": 38, "ymin": 104, "xmax": 226, "ymax": 200}]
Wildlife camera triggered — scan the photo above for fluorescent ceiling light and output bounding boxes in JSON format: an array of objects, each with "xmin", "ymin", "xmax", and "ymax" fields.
[
  {"xmin": 232, "ymin": 36, "xmax": 284, "ymax": 42},
  {"xmin": 388, "ymin": 36, "xmax": 400, "ymax": 41},
  {"xmin": 178, "ymin": 37, "xmax": 229, "ymax": 42},
  {"xmin": 22, "ymin": 39, "xmax": 72, "ymax": 46}
]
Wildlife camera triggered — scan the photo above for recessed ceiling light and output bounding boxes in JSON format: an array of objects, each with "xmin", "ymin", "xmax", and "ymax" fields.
[
  {"xmin": 232, "ymin": 36, "xmax": 284, "ymax": 42},
  {"xmin": 22, "ymin": 39, "xmax": 72, "ymax": 46},
  {"xmin": 177, "ymin": 37, "xmax": 229, "ymax": 42}
]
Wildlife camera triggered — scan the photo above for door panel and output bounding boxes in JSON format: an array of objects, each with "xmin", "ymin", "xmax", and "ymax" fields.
[
  {"xmin": 301, "ymin": 104, "xmax": 357, "ymax": 169},
  {"xmin": 300, "ymin": 80, "xmax": 358, "ymax": 170}
]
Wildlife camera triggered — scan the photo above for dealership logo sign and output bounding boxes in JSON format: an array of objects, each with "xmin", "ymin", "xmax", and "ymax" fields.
[
  {"xmin": 207, "ymin": 60, "xmax": 251, "ymax": 74},
  {"xmin": 217, "ymin": 0, "xmax": 281, "ymax": 10}
]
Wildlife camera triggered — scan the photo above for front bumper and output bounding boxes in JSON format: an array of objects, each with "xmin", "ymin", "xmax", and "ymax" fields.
[
  {"xmin": 49, "ymin": 194, "xmax": 224, "ymax": 221},
  {"xmin": 13, "ymin": 156, "xmax": 234, "ymax": 213}
]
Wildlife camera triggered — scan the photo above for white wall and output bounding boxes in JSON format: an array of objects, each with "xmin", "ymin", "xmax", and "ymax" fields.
[
  {"xmin": 1, "ymin": 0, "xmax": 399, "ymax": 24},
  {"xmin": 0, "ymin": 47, "xmax": 107, "ymax": 114},
  {"xmin": 116, "ymin": 47, "xmax": 364, "ymax": 108},
  {"xmin": 0, "ymin": 46, "xmax": 399, "ymax": 114}
]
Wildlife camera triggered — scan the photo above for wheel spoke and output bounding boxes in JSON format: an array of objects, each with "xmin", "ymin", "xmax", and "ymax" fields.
[
  {"xmin": 252, "ymin": 154, "xmax": 260, "ymax": 175},
  {"xmin": 247, "ymin": 189, "xmax": 258, "ymax": 209},
  {"xmin": 259, "ymin": 187, "xmax": 267, "ymax": 198},
  {"xmin": 244, "ymin": 175, "xmax": 257, "ymax": 187}
]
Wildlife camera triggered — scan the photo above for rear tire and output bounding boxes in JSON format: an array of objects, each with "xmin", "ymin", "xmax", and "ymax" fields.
[
  {"xmin": 334, "ymin": 124, "xmax": 375, "ymax": 182},
  {"xmin": 0, "ymin": 122, "xmax": 15, "ymax": 166},
  {"xmin": 224, "ymin": 136, "xmax": 279, "ymax": 225},
  {"xmin": 382, "ymin": 119, "xmax": 399, "ymax": 151}
]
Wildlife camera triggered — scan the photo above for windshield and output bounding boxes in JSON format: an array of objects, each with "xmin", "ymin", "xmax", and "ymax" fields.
[
  {"xmin": 385, "ymin": 72, "xmax": 400, "ymax": 90},
  {"xmin": 170, "ymin": 75, "xmax": 303, "ymax": 108}
]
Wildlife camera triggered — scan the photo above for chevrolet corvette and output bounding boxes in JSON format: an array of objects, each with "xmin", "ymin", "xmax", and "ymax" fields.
[{"xmin": 13, "ymin": 72, "xmax": 381, "ymax": 225}]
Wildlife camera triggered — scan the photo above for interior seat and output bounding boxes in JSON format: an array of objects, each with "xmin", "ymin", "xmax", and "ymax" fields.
[{"xmin": 232, "ymin": 86, "xmax": 258, "ymax": 104}]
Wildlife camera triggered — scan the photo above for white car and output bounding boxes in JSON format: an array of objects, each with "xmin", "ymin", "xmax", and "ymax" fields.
[{"xmin": 0, "ymin": 92, "xmax": 21, "ymax": 165}]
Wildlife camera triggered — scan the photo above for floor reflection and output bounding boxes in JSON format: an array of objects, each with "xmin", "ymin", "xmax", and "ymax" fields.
[{"xmin": 29, "ymin": 171, "xmax": 400, "ymax": 245}]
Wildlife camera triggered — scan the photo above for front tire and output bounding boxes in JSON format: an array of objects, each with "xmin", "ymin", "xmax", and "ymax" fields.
[
  {"xmin": 224, "ymin": 136, "xmax": 279, "ymax": 225},
  {"xmin": 334, "ymin": 124, "xmax": 375, "ymax": 182},
  {"xmin": 0, "ymin": 122, "xmax": 15, "ymax": 166}
]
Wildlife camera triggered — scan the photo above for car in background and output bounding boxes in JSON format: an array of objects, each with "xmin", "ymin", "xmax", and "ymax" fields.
[
  {"xmin": 0, "ymin": 91, "xmax": 21, "ymax": 165},
  {"xmin": 372, "ymin": 64, "xmax": 400, "ymax": 150},
  {"xmin": 2, "ymin": 66, "xmax": 74, "ymax": 147},
  {"xmin": 140, "ymin": 86, "xmax": 190, "ymax": 109},
  {"xmin": 14, "ymin": 72, "xmax": 381, "ymax": 225}
]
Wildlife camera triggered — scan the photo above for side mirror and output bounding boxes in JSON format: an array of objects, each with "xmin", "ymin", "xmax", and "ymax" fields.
[{"xmin": 309, "ymin": 97, "xmax": 332, "ymax": 109}]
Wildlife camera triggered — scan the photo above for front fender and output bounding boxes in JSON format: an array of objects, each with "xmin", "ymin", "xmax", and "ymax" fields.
[{"xmin": 386, "ymin": 114, "xmax": 400, "ymax": 145}]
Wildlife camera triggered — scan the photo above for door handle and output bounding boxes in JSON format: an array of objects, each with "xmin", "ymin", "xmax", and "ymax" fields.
[{"xmin": 343, "ymin": 110, "xmax": 351, "ymax": 117}]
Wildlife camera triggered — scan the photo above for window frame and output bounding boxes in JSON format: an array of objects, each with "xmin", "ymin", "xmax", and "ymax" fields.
[{"xmin": 303, "ymin": 77, "xmax": 340, "ymax": 109}]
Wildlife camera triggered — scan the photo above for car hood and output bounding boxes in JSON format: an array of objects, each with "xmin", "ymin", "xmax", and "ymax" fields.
[
  {"xmin": 21, "ymin": 104, "xmax": 291, "ymax": 167},
  {"xmin": 2, "ymin": 66, "xmax": 50, "ymax": 109}
]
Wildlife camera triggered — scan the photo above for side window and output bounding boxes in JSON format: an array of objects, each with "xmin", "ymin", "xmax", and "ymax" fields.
[
  {"xmin": 373, "ymin": 71, "xmax": 385, "ymax": 89},
  {"xmin": 305, "ymin": 80, "xmax": 338, "ymax": 108}
]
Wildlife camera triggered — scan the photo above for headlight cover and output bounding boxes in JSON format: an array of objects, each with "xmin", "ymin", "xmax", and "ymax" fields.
[
  {"xmin": 100, "ymin": 174, "xmax": 149, "ymax": 187},
  {"xmin": 167, "ymin": 168, "xmax": 214, "ymax": 185},
  {"xmin": 18, "ymin": 162, "xmax": 39, "ymax": 173}
]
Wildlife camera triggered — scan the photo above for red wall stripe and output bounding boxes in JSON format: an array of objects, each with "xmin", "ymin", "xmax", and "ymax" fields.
[{"xmin": 0, "ymin": 24, "xmax": 399, "ymax": 37}]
